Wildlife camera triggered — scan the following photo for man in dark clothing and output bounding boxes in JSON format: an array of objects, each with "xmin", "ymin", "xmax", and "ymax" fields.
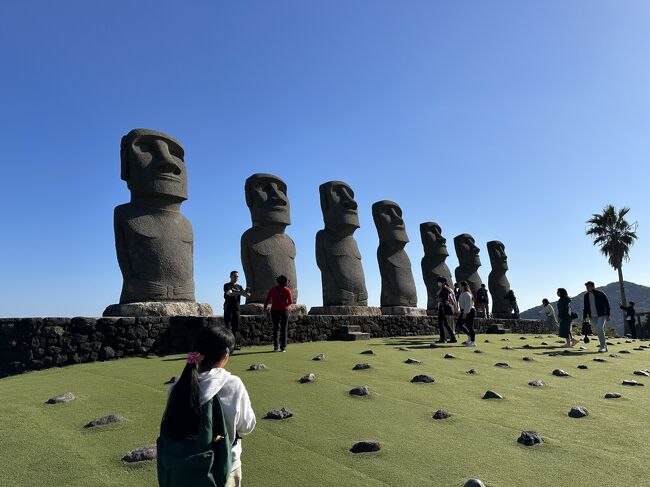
[
  {"xmin": 223, "ymin": 271, "xmax": 250, "ymax": 351},
  {"xmin": 435, "ymin": 277, "xmax": 457, "ymax": 344},
  {"xmin": 620, "ymin": 301, "xmax": 637, "ymax": 339},
  {"xmin": 476, "ymin": 284, "xmax": 490, "ymax": 318},
  {"xmin": 505, "ymin": 289, "xmax": 519, "ymax": 318},
  {"xmin": 582, "ymin": 281, "xmax": 611, "ymax": 352}
]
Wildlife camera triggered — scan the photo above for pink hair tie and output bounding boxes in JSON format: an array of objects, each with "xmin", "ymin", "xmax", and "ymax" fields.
[{"xmin": 187, "ymin": 351, "xmax": 204, "ymax": 365}]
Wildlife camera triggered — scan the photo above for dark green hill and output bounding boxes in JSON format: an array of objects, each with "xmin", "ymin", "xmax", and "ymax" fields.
[{"xmin": 520, "ymin": 281, "xmax": 650, "ymax": 333}]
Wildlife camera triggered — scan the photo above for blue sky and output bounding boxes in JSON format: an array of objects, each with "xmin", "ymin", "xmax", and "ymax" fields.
[{"xmin": 2, "ymin": 1, "xmax": 649, "ymax": 317}]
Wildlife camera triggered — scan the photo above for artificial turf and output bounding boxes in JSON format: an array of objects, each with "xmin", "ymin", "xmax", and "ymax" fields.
[{"xmin": 1, "ymin": 335, "xmax": 649, "ymax": 487}]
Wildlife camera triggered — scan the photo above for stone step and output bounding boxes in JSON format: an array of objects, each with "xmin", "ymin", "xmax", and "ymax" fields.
[
  {"xmin": 341, "ymin": 325, "xmax": 361, "ymax": 333},
  {"xmin": 344, "ymin": 332, "xmax": 371, "ymax": 341},
  {"xmin": 486, "ymin": 324, "xmax": 512, "ymax": 334}
]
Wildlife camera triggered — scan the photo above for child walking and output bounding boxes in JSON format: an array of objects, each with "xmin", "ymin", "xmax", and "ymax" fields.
[{"xmin": 158, "ymin": 326, "xmax": 256, "ymax": 487}]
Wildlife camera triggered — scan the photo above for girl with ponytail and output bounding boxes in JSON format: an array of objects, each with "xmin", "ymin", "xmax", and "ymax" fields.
[{"xmin": 159, "ymin": 326, "xmax": 256, "ymax": 487}]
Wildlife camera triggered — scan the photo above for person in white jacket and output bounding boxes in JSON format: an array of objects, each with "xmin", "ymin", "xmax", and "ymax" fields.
[
  {"xmin": 161, "ymin": 326, "xmax": 256, "ymax": 487},
  {"xmin": 457, "ymin": 281, "xmax": 477, "ymax": 346}
]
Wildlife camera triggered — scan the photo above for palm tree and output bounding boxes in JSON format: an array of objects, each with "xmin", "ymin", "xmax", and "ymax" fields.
[{"xmin": 586, "ymin": 205, "xmax": 638, "ymax": 334}]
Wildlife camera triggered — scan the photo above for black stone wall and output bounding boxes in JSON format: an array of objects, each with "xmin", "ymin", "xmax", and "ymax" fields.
[{"xmin": 0, "ymin": 315, "xmax": 545, "ymax": 377}]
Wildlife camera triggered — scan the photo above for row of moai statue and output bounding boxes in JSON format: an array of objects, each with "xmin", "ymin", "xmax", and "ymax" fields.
[{"xmin": 103, "ymin": 129, "xmax": 514, "ymax": 318}]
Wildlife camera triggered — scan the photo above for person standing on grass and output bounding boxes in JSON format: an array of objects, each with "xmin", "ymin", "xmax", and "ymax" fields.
[
  {"xmin": 457, "ymin": 281, "xmax": 477, "ymax": 347},
  {"xmin": 263, "ymin": 274, "xmax": 293, "ymax": 352},
  {"xmin": 476, "ymin": 283, "xmax": 490, "ymax": 318},
  {"xmin": 620, "ymin": 301, "xmax": 637, "ymax": 339},
  {"xmin": 223, "ymin": 271, "xmax": 251, "ymax": 351},
  {"xmin": 435, "ymin": 277, "xmax": 457, "ymax": 343},
  {"xmin": 539, "ymin": 298, "xmax": 558, "ymax": 331},
  {"xmin": 557, "ymin": 288, "xmax": 578, "ymax": 348},
  {"xmin": 583, "ymin": 281, "xmax": 611, "ymax": 353},
  {"xmin": 159, "ymin": 326, "xmax": 256, "ymax": 487}
]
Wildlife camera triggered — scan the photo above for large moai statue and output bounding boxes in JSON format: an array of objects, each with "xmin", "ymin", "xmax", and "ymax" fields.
[
  {"xmin": 454, "ymin": 233, "xmax": 484, "ymax": 297},
  {"xmin": 310, "ymin": 181, "xmax": 378, "ymax": 315},
  {"xmin": 240, "ymin": 173, "xmax": 302, "ymax": 315},
  {"xmin": 420, "ymin": 222, "xmax": 453, "ymax": 313},
  {"xmin": 487, "ymin": 240, "xmax": 512, "ymax": 318},
  {"xmin": 372, "ymin": 201, "xmax": 423, "ymax": 315},
  {"xmin": 103, "ymin": 128, "xmax": 212, "ymax": 317}
]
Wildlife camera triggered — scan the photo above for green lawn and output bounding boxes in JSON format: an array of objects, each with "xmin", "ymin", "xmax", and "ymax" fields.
[{"xmin": 1, "ymin": 335, "xmax": 649, "ymax": 487}]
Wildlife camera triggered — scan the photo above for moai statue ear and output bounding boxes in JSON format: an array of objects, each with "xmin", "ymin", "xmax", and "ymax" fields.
[{"xmin": 120, "ymin": 135, "xmax": 130, "ymax": 181}]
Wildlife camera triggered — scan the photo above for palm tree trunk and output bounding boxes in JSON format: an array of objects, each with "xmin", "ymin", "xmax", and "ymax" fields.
[{"xmin": 618, "ymin": 266, "xmax": 628, "ymax": 336}]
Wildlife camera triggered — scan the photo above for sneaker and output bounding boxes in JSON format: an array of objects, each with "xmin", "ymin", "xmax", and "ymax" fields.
[
  {"xmin": 465, "ymin": 341, "xmax": 476, "ymax": 347},
  {"xmin": 280, "ymin": 349, "xmax": 286, "ymax": 353},
  {"xmin": 598, "ymin": 347, "xmax": 608, "ymax": 353},
  {"xmin": 449, "ymin": 338, "xmax": 458, "ymax": 343},
  {"xmin": 273, "ymin": 347, "xmax": 279, "ymax": 352}
]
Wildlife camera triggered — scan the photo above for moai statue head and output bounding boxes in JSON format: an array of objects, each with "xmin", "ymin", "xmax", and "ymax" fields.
[
  {"xmin": 454, "ymin": 233, "xmax": 481, "ymax": 267},
  {"xmin": 120, "ymin": 129, "xmax": 188, "ymax": 202},
  {"xmin": 319, "ymin": 180, "xmax": 359, "ymax": 230},
  {"xmin": 372, "ymin": 200, "xmax": 409, "ymax": 245},
  {"xmin": 420, "ymin": 222, "xmax": 449, "ymax": 258},
  {"xmin": 245, "ymin": 173, "xmax": 290, "ymax": 226},
  {"xmin": 487, "ymin": 240, "xmax": 508, "ymax": 271}
]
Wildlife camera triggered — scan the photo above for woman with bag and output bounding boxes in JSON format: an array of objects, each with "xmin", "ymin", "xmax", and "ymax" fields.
[
  {"xmin": 557, "ymin": 288, "xmax": 578, "ymax": 348},
  {"xmin": 158, "ymin": 326, "xmax": 256, "ymax": 487},
  {"xmin": 457, "ymin": 281, "xmax": 477, "ymax": 347},
  {"xmin": 435, "ymin": 277, "xmax": 457, "ymax": 343},
  {"xmin": 539, "ymin": 298, "xmax": 558, "ymax": 332}
]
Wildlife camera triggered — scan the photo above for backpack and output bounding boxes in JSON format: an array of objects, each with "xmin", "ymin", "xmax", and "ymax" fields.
[{"xmin": 157, "ymin": 394, "xmax": 233, "ymax": 487}]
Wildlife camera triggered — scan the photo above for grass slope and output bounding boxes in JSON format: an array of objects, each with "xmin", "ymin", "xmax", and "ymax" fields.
[{"xmin": 1, "ymin": 335, "xmax": 649, "ymax": 487}]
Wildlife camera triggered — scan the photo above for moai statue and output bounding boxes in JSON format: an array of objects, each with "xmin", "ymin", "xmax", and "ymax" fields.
[
  {"xmin": 310, "ymin": 181, "xmax": 376, "ymax": 315},
  {"xmin": 420, "ymin": 222, "xmax": 453, "ymax": 312},
  {"xmin": 372, "ymin": 200, "xmax": 422, "ymax": 314},
  {"xmin": 454, "ymin": 233, "xmax": 484, "ymax": 297},
  {"xmin": 487, "ymin": 240, "xmax": 512, "ymax": 318},
  {"xmin": 103, "ymin": 128, "xmax": 212, "ymax": 317},
  {"xmin": 240, "ymin": 173, "xmax": 300, "ymax": 314}
]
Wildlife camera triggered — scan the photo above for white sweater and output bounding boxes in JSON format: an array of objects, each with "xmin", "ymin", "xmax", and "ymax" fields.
[
  {"xmin": 459, "ymin": 291, "xmax": 474, "ymax": 314},
  {"xmin": 171, "ymin": 368, "xmax": 256, "ymax": 471}
]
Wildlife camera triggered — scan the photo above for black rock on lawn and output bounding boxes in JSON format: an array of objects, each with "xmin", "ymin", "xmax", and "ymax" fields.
[
  {"xmin": 494, "ymin": 362, "xmax": 510, "ymax": 368},
  {"xmin": 443, "ymin": 354, "xmax": 456, "ymax": 359},
  {"xmin": 122, "ymin": 446, "xmax": 156, "ymax": 463},
  {"xmin": 350, "ymin": 441, "xmax": 381, "ymax": 453},
  {"xmin": 265, "ymin": 407, "xmax": 294, "ymax": 420},
  {"xmin": 633, "ymin": 370, "xmax": 650, "ymax": 377},
  {"xmin": 529, "ymin": 380, "xmax": 545, "ymax": 387},
  {"xmin": 523, "ymin": 357, "xmax": 534, "ymax": 362},
  {"xmin": 46, "ymin": 392, "xmax": 75, "ymax": 404},
  {"xmin": 360, "ymin": 350, "xmax": 375, "ymax": 355},
  {"xmin": 404, "ymin": 358, "xmax": 422, "ymax": 364},
  {"xmin": 248, "ymin": 363, "xmax": 267, "ymax": 371},
  {"xmin": 466, "ymin": 369, "xmax": 478, "ymax": 375},
  {"xmin": 474, "ymin": 349, "xmax": 484, "ymax": 354},
  {"xmin": 312, "ymin": 354, "xmax": 325, "ymax": 361},
  {"xmin": 463, "ymin": 480, "xmax": 486, "ymax": 487},
  {"xmin": 432, "ymin": 409, "xmax": 451, "ymax": 420},
  {"xmin": 568, "ymin": 406, "xmax": 589, "ymax": 418},
  {"xmin": 518, "ymin": 430, "xmax": 543, "ymax": 446},
  {"xmin": 85, "ymin": 414, "xmax": 124, "ymax": 428},
  {"xmin": 622, "ymin": 380, "xmax": 644, "ymax": 386},
  {"xmin": 299, "ymin": 373, "xmax": 315, "ymax": 383},
  {"xmin": 605, "ymin": 392, "xmax": 622, "ymax": 399},
  {"xmin": 353, "ymin": 363, "xmax": 372, "ymax": 370},
  {"xmin": 593, "ymin": 358, "xmax": 607, "ymax": 363},
  {"xmin": 577, "ymin": 365, "xmax": 589, "ymax": 370},
  {"xmin": 349, "ymin": 386, "xmax": 370, "ymax": 396},
  {"xmin": 552, "ymin": 369, "xmax": 570, "ymax": 377},
  {"xmin": 411, "ymin": 375, "xmax": 435, "ymax": 383},
  {"xmin": 482, "ymin": 390, "xmax": 503, "ymax": 399}
]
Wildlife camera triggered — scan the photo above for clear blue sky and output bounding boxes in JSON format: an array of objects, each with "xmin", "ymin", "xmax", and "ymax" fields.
[{"xmin": 2, "ymin": 1, "xmax": 649, "ymax": 317}]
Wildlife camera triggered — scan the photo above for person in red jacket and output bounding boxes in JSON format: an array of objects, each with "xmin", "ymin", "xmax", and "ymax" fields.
[{"xmin": 264, "ymin": 275, "xmax": 293, "ymax": 352}]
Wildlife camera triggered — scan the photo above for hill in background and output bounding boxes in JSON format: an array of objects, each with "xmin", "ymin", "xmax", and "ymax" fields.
[{"xmin": 520, "ymin": 281, "xmax": 650, "ymax": 334}]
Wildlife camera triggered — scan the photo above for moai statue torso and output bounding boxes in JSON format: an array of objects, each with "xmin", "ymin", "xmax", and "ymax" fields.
[
  {"xmin": 114, "ymin": 128, "xmax": 195, "ymax": 304},
  {"xmin": 241, "ymin": 174, "xmax": 298, "ymax": 304},
  {"xmin": 315, "ymin": 181, "xmax": 367, "ymax": 306},
  {"xmin": 373, "ymin": 200, "xmax": 417, "ymax": 308},
  {"xmin": 487, "ymin": 240, "xmax": 512, "ymax": 317},
  {"xmin": 454, "ymin": 233, "xmax": 484, "ymax": 297},
  {"xmin": 420, "ymin": 222, "xmax": 453, "ymax": 311}
]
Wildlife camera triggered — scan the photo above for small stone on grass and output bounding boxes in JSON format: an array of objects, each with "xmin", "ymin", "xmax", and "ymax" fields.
[
  {"xmin": 265, "ymin": 407, "xmax": 294, "ymax": 420},
  {"xmin": 122, "ymin": 446, "xmax": 156, "ymax": 463},
  {"xmin": 46, "ymin": 392, "xmax": 75, "ymax": 404},
  {"xmin": 411, "ymin": 374, "xmax": 435, "ymax": 383},
  {"xmin": 568, "ymin": 406, "xmax": 589, "ymax": 418},
  {"xmin": 85, "ymin": 414, "xmax": 124, "ymax": 428},
  {"xmin": 350, "ymin": 441, "xmax": 381, "ymax": 453},
  {"xmin": 517, "ymin": 430, "xmax": 543, "ymax": 446}
]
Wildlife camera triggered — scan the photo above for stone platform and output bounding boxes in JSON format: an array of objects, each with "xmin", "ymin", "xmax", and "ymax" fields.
[
  {"xmin": 102, "ymin": 302, "xmax": 213, "ymax": 317},
  {"xmin": 381, "ymin": 306, "xmax": 427, "ymax": 316},
  {"xmin": 308, "ymin": 306, "xmax": 381, "ymax": 316}
]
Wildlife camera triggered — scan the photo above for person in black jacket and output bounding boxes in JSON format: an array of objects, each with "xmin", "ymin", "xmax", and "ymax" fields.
[
  {"xmin": 223, "ymin": 271, "xmax": 251, "ymax": 351},
  {"xmin": 620, "ymin": 301, "xmax": 637, "ymax": 339},
  {"xmin": 582, "ymin": 281, "xmax": 611, "ymax": 352}
]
